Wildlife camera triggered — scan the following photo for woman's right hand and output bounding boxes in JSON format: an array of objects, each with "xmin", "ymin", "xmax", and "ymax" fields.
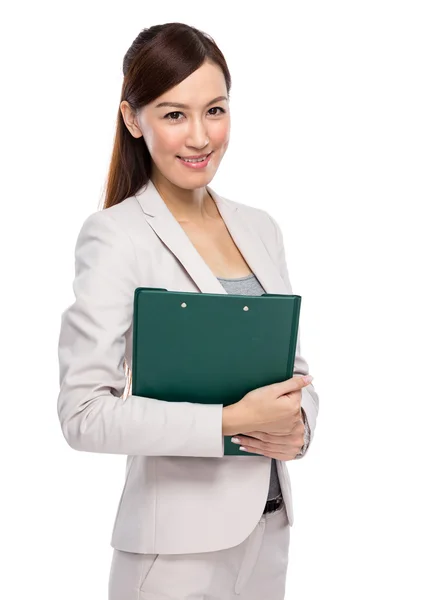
[{"xmin": 230, "ymin": 375, "xmax": 313, "ymax": 436}]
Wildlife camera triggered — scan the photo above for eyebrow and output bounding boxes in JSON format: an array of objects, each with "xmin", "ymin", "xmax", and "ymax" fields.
[{"xmin": 155, "ymin": 95, "xmax": 228, "ymax": 109}]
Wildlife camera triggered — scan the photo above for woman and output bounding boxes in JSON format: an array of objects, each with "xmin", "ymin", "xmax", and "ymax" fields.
[{"xmin": 57, "ymin": 22, "xmax": 319, "ymax": 599}]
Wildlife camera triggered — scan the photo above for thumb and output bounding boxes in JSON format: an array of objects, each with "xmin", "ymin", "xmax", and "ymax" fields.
[{"xmin": 272, "ymin": 374, "xmax": 313, "ymax": 397}]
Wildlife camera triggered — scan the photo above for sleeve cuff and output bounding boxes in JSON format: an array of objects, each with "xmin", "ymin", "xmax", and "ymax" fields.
[{"xmin": 294, "ymin": 406, "xmax": 311, "ymax": 459}]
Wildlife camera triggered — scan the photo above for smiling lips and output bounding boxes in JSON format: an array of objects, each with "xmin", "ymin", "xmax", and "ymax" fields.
[
  {"xmin": 176, "ymin": 152, "xmax": 213, "ymax": 168},
  {"xmin": 178, "ymin": 152, "xmax": 212, "ymax": 159}
]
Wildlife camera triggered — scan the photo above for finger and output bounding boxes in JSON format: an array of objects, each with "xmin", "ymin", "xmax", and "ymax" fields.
[
  {"xmin": 233, "ymin": 435, "xmax": 267, "ymax": 451},
  {"xmin": 239, "ymin": 446, "xmax": 262, "ymax": 455},
  {"xmin": 247, "ymin": 430, "xmax": 290, "ymax": 440},
  {"xmin": 232, "ymin": 435, "xmax": 261, "ymax": 448},
  {"xmin": 270, "ymin": 374, "xmax": 313, "ymax": 397},
  {"xmin": 242, "ymin": 431, "xmax": 267, "ymax": 441},
  {"xmin": 240, "ymin": 444, "xmax": 289, "ymax": 461},
  {"xmin": 237, "ymin": 435, "xmax": 284, "ymax": 450}
]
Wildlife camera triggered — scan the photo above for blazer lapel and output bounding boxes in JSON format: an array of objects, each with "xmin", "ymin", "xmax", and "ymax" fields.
[{"xmin": 134, "ymin": 179, "xmax": 288, "ymax": 295}]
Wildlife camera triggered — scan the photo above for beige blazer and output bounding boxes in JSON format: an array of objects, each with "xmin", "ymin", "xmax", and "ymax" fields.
[{"xmin": 57, "ymin": 178, "xmax": 319, "ymax": 555}]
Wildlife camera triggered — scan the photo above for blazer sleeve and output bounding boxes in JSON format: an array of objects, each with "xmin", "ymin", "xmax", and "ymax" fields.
[
  {"xmin": 267, "ymin": 213, "xmax": 320, "ymax": 457},
  {"xmin": 57, "ymin": 210, "xmax": 224, "ymax": 457},
  {"xmin": 294, "ymin": 407, "xmax": 311, "ymax": 459}
]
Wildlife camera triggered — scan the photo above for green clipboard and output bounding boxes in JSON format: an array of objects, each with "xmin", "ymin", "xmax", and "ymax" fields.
[{"xmin": 132, "ymin": 287, "xmax": 301, "ymax": 456}]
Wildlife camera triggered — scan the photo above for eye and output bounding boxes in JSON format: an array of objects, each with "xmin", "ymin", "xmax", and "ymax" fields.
[
  {"xmin": 164, "ymin": 107, "xmax": 226, "ymax": 122},
  {"xmin": 164, "ymin": 111, "xmax": 183, "ymax": 121},
  {"xmin": 208, "ymin": 107, "xmax": 226, "ymax": 116}
]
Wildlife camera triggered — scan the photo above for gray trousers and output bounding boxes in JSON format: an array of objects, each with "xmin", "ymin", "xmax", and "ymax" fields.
[{"xmin": 108, "ymin": 502, "xmax": 290, "ymax": 599}]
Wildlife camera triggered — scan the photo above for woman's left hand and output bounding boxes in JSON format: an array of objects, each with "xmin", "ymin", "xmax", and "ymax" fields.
[{"xmin": 231, "ymin": 413, "xmax": 305, "ymax": 460}]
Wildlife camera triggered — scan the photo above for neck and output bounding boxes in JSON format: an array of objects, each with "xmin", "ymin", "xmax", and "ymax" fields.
[{"xmin": 151, "ymin": 173, "xmax": 219, "ymax": 224}]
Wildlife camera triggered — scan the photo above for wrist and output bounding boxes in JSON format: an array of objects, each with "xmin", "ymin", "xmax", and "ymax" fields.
[{"xmin": 222, "ymin": 403, "xmax": 246, "ymax": 436}]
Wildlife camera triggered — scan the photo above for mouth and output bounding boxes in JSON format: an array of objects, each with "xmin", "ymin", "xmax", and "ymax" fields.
[
  {"xmin": 176, "ymin": 151, "xmax": 214, "ymax": 169},
  {"xmin": 176, "ymin": 151, "xmax": 213, "ymax": 160}
]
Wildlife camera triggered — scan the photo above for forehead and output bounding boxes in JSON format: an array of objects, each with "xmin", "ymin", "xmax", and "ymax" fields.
[{"xmin": 152, "ymin": 61, "xmax": 227, "ymax": 108}]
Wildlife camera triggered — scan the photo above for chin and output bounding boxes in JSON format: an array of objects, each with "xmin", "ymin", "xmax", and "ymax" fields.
[
  {"xmin": 174, "ymin": 177, "xmax": 216, "ymax": 191},
  {"xmin": 170, "ymin": 167, "xmax": 218, "ymax": 189}
]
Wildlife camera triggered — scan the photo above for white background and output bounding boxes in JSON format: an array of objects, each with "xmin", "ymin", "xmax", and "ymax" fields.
[{"xmin": 1, "ymin": 1, "xmax": 427, "ymax": 598}]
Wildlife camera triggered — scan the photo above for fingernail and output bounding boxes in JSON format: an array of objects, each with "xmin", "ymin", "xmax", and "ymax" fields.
[
  {"xmin": 303, "ymin": 375, "xmax": 313, "ymax": 384},
  {"xmin": 239, "ymin": 447, "xmax": 248, "ymax": 452},
  {"xmin": 231, "ymin": 437, "xmax": 240, "ymax": 444}
]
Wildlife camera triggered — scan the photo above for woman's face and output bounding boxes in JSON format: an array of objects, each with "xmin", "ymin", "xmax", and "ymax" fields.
[{"xmin": 122, "ymin": 60, "xmax": 230, "ymax": 190}]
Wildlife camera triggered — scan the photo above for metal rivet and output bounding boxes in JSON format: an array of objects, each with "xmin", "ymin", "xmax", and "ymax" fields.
[
  {"xmin": 243, "ymin": 306, "xmax": 249, "ymax": 311},
  {"xmin": 181, "ymin": 302, "xmax": 187, "ymax": 308}
]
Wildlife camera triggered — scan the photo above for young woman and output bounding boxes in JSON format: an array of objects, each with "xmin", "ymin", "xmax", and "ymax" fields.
[{"xmin": 57, "ymin": 22, "xmax": 319, "ymax": 599}]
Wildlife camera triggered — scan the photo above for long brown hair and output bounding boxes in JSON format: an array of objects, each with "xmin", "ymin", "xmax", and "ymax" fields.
[{"xmin": 101, "ymin": 22, "xmax": 232, "ymax": 399}]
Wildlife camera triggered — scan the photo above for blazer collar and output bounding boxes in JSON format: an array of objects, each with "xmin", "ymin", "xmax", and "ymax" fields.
[{"xmin": 134, "ymin": 178, "xmax": 287, "ymax": 295}]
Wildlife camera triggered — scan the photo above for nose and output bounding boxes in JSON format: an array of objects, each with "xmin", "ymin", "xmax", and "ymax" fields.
[{"xmin": 186, "ymin": 119, "xmax": 209, "ymax": 150}]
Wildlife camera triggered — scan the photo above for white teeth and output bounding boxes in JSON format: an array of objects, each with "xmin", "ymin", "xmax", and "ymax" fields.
[{"xmin": 179, "ymin": 154, "xmax": 209, "ymax": 163}]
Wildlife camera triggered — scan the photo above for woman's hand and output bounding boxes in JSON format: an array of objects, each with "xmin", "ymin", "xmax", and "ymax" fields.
[
  {"xmin": 232, "ymin": 375, "xmax": 312, "ymax": 436},
  {"xmin": 231, "ymin": 410, "xmax": 306, "ymax": 460}
]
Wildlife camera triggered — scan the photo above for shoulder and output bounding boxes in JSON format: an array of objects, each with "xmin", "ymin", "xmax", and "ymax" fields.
[
  {"xmin": 81, "ymin": 196, "xmax": 141, "ymax": 233},
  {"xmin": 74, "ymin": 197, "xmax": 143, "ymax": 265},
  {"xmin": 76, "ymin": 196, "xmax": 144, "ymax": 244}
]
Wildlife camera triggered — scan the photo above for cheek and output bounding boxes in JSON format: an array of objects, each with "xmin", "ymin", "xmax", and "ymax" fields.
[
  {"xmin": 149, "ymin": 126, "xmax": 182, "ymax": 156},
  {"xmin": 211, "ymin": 121, "xmax": 230, "ymax": 149}
]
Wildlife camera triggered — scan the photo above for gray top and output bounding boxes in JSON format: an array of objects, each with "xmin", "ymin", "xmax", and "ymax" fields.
[{"xmin": 217, "ymin": 272, "xmax": 310, "ymax": 501}]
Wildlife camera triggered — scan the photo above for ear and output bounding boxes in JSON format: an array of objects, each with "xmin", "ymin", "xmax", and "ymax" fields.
[{"xmin": 120, "ymin": 101, "xmax": 143, "ymax": 139}]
